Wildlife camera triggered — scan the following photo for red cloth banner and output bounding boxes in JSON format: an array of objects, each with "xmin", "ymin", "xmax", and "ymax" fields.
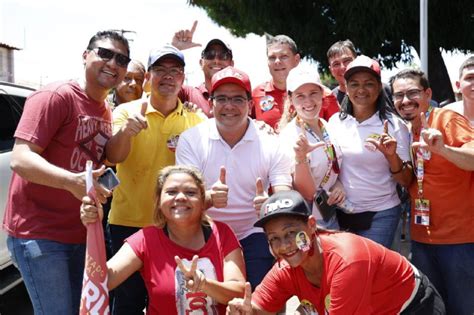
[{"xmin": 79, "ymin": 161, "xmax": 110, "ymax": 315}]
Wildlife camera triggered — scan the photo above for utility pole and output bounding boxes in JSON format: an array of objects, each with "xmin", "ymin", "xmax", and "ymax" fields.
[{"xmin": 420, "ymin": 0, "xmax": 428, "ymax": 75}]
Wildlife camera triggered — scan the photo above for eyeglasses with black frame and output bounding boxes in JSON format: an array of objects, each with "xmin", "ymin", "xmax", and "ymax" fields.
[
  {"xmin": 210, "ymin": 95, "xmax": 248, "ymax": 106},
  {"xmin": 201, "ymin": 50, "xmax": 232, "ymax": 61},
  {"xmin": 149, "ymin": 66, "xmax": 184, "ymax": 77},
  {"xmin": 392, "ymin": 89, "xmax": 424, "ymax": 102},
  {"xmin": 92, "ymin": 47, "xmax": 131, "ymax": 68}
]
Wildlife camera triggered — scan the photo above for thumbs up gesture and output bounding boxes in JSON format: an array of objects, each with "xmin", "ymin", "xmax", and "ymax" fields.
[
  {"xmin": 226, "ymin": 282, "xmax": 253, "ymax": 315},
  {"xmin": 175, "ymin": 255, "xmax": 206, "ymax": 293},
  {"xmin": 210, "ymin": 166, "xmax": 228, "ymax": 208},
  {"xmin": 121, "ymin": 101, "xmax": 148, "ymax": 137},
  {"xmin": 253, "ymin": 177, "xmax": 268, "ymax": 215}
]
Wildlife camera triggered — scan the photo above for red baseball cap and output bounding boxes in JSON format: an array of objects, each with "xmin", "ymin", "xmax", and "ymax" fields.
[
  {"xmin": 211, "ymin": 66, "xmax": 252, "ymax": 94},
  {"xmin": 344, "ymin": 55, "xmax": 381, "ymax": 80}
]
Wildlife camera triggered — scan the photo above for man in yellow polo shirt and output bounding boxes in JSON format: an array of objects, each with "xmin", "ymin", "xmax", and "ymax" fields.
[{"xmin": 105, "ymin": 44, "xmax": 205, "ymax": 315}]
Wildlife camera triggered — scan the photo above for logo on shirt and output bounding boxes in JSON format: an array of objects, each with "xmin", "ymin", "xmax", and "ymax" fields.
[
  {"xmin": 298, "ymin": 299, "xmax": 318, "ymax": 315},
  {"xmin": 175, "ymin": 257, "xmax": 218, "ymax": 314},
  {"xmin": 260, "ymin": 95, "xmax": 275, "ymax": 112},
  {"xmin": 167, "ymin": 134, "xmax": 180, "ymax": 152}
]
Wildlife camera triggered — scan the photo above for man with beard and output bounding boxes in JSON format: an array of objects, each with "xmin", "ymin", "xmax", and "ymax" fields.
[
  {"xmin": 3, "ymin": 30, "xmax": 129, "ymax": 314},
  {"xmin": 390, "ymin": 68, "xmax": 474, "ymax": 315}
]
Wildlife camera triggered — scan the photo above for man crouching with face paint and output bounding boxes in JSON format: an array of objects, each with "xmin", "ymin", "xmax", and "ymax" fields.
[{"xmin": 227, "ymin": 190, "xmax": 446, "ymax": 315}]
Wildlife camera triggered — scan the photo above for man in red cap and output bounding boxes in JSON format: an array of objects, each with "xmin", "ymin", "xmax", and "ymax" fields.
[{"xmin": 176, "ymin": 66, "xmax": 292, "ymax": 290}]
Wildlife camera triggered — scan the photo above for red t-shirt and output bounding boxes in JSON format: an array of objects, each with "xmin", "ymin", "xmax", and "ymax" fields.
[
  {"xmin": 410, "ymin": 108, "xmax": 474, "ymax": 244},
  {"xmin": 178, "ymin": 84, "xmax": 212, "ymax": 117},
  {"xmin": 251, "ymin": 81, "xmax": 286, "ymax": 129},
  {"xmin": 3, "ymin": 81, "xmax": 112, "ymax": 244},
  {"xmin": 126, "ymin": 221, "xmax": 241, "ymax": 315},
  {"xmin": 253, "ymin": 232, "xmax": 414, "ymax": 315}
]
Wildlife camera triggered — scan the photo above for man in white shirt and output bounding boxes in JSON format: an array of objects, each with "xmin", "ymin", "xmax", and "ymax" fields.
[
  {"xmin": 176, "ymin": 66, "xmax": 292, "ymax": 289},
  {"xmin": 444, "ymin": 55, "xmax": 474, "ymax": 125}
]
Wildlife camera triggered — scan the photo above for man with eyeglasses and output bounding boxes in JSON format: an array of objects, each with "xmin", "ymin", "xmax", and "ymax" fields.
[
  {"xmin": 172, "ymin": 21, "xmax": 234, "ymax": 117},
  {"xmin": 105, "ymin": 44, "xmax": 205, "ymax": 315},
  {"xmin": 3, "ymin": 30, "xmax": 129, "ymax": 314},
  {"xmin": 176, "ymin": 66, "xmax": 292, "ymax": 290},
  {"xmin": 390, "ymin": 68, "xmax": 474, "ymax": 315}
]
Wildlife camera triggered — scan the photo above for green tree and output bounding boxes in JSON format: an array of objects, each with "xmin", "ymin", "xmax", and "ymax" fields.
[{"xmin": 190, "ymin": 0, "xmax": 473, "ymax": 103}]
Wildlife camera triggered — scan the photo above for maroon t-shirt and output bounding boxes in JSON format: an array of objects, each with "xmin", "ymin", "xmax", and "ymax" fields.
[
  {"xmin": 3, "ymin": 80, "xmax": 112, "ymax": 244},
  {"xmin": 178, "ymin": 83, "xmax": 213, "ymax": 117}
]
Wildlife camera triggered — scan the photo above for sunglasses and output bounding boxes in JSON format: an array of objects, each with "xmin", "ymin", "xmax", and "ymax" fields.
[
  {"xmin": 92, "ymin": 47, "xmax": 131, "ymax": 68},
  {"xmin": 201, "ymin": 50, "xmax": 232, "ymax": 61}
]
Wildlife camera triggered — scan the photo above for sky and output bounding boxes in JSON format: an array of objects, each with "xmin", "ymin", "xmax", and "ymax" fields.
[{"xmin": 0, "ymin": 0, "xmax": 468, "ymax": 89}]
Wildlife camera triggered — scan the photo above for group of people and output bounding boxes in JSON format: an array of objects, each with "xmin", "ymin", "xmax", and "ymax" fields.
[{"xmin": 2, "ymin": 24, "xmax": 473, "ymax": 315}]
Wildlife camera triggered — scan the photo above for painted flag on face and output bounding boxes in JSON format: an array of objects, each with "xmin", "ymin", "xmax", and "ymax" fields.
[{"xmin": 79, "ymin": 160, "xmax": 110, "ymax": 314}]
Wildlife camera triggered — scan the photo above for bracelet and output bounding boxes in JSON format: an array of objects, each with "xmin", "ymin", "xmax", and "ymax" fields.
[
  {"xmin": 390, "ymin": 161, "xmax": 407, "ymax": 174},
  {"xmin": 295, "ymin": 157, "xmax": 310, "ymax": 165}
]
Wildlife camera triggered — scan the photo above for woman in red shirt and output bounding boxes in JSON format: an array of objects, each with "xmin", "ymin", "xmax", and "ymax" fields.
[{"xmin": 227, "ymin": 190, "xmax": 445, "ymax": 315}]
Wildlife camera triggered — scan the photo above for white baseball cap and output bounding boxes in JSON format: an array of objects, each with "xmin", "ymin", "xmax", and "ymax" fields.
[{"xmin": 287, "ymin": 64, "xmax": 326, "ymax": 93}]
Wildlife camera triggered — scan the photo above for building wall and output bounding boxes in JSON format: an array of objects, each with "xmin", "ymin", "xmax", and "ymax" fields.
[{"xmin": 0, "ymin": 47, "xmax": 14, "ymax": 82}]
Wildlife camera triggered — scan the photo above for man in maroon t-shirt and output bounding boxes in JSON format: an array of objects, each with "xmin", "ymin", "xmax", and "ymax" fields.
[
  {"xmin": 3, "ymin": 30, "xmax": 129, "ymax": 314},
  {"xmin": 172, "ymin": 21, "xmax": 234, "ymax": 117}
]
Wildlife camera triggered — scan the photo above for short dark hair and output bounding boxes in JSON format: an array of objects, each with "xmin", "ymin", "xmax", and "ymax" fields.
[
  {"xmin": 389, "ymin": 68, "xmax": 430, "ymax": 92},
  {"xmin": 459, "ymin": 56, "xmax": 474, "ymax": 79},
  {"xmin": 265, "ymin": 34, "xmax": 298, "ymax": 55},
  {"xmin": 86, "ymin": 30, "xmax": 130, "ymax": 57},
  {"xmin": 327, "ymin": 40, "xmax": 357, "ymax": 61}
]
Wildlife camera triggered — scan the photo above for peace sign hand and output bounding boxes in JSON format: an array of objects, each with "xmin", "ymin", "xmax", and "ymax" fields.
[
  {"xmin": 175, "ymin": 255, "xmax": 206, "ymax": 293},
  {"xmin": 226, "ymin": 282, "xmax": 253, "ymax": 315},
  {"xmin": 172, "ymin": 20, "xmax": 202, "ymax": 51}
]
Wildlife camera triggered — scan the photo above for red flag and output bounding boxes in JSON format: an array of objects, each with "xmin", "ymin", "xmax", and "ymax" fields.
[{"xmin": 80, "ymin": 161, "xmax": 110, "ymax": 315}]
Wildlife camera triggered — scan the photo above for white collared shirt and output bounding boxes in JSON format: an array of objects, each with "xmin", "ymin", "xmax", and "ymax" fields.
[
  {"xmin": 327, "ymin": 112, "xmax": 410, "ymax": 212},
  {"xmin": 176, "ymin": 118, "xmax": 292, "ymax": 239}
]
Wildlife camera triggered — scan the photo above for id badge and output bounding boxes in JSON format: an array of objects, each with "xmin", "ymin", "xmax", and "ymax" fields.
[{"xmin": 414, "ymin": 198, "xmax": 430, "ymax": 226}]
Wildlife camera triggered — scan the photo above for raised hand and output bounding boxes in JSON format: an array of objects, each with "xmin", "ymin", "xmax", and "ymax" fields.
[
  {"xmin": 171, "ymin": 20, "xmax": 202, "ymax": 50},
  {"xmin": 121, "ymin": 101, "xmax": 148, "ymax": 137},
  {"xmin": 365, "ymin": 120, "xmax": 398, "ymax": 157},
  {"xmin": 294, "ymin": 123, "xmax": 325, "ymax": 163},
  {"xmin": 253, "ymin": 177, "xmax": 268, "ymax": 215},
  {"xmin": 226, "ymin": 282, "xmax": 253, "ymax": 315},
  {"xmin": 210, "ymin": 166, "xmax": 228, "ymax": 208},
  {"xmin": 412, "ymin": 112, "xmax": 445, "ymax": 155},
  {"xmin": 80, "ymin": 195, "xmax": 103, "ymax": 226},
  {"xmin": 175, "ymin": 255, "xmax": 206, "ymax": 293}
]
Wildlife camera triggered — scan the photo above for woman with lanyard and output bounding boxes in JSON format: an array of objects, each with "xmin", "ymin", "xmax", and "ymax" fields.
[
  {"xmin": 279, "ymin": 64, "xmax": 346, "ymax": 229},
  {"xmin": 227, "ymin": 190, "xmax": 446, "ymax": 314},
  {"xmin": 326, "ymin": 55, "xmax": 413, "ymax": 248},
  {"xmin": 81, "ymin": 165, "xmax": 246, "ymax": 314}
]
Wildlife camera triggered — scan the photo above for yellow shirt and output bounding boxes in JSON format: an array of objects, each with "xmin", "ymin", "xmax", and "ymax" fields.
[{"xmin": 108, "ymin": 99, "xmax": 205, "ymax": 227}]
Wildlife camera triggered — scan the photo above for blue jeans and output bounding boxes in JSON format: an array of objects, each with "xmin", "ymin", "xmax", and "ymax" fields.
[
  {"xmin": 240, "ymin": 233, "xmax": 274, "ymax": 291},
  {"xmin": 355, "ymin": 204, "xmax": 402, "ymax": 248},
  {"xmin": 411, "ymin": 241, "xmax": 474, "ymax": 315},
  {"xmin": 108, "ymin": 224, "xmax": 147, "ymax": 315},
  {"xmin": 7, "ymin": 236, "xmax": 85, "ymax": 315}
]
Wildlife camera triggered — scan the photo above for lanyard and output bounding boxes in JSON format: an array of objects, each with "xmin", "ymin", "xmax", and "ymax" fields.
[
  {"xmin": 409, "ymin": 106, "xmax": 433, "ymax": 197},
  {"xmin": 298, "ymin": 118, "xmax": 338, "ymax": 187}
]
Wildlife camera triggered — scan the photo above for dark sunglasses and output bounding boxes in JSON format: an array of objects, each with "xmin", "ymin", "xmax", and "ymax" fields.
[
  {"xmin": 93, "ymin": 47, "xmax": 131, "ymax": 68},
  {"xmin": 201, "ymin": 50, "xmax": 232, "ymax": 61}
]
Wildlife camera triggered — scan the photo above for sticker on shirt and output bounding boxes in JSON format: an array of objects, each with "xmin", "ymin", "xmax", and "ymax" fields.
[
  {"xmin": 324, "ymin": 294, "xmax": 331, "ymax": 312},
  {"xmin": 259, "ymin": 95, "xmax": 275, "ymax": 112},
  {"xmin": 175, "ymin": 257, "xmax": 218, "ymax": 314},
  {"xmin": 364, "ymin": 133, "xmax": 381, "ymax": 152},
  {"xmin": 297, "ymin": 299, "xmax": 319, "ymax": 315},
  {"xmin": 296, "ymin": 231, "xmax": 310, "ymax": 252},
  {"xmin": 167, "ymin": 134, "xmax": 180, "ymax": 152}
]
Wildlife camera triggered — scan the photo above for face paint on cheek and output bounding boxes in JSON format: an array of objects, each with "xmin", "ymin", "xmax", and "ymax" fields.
[{"xmin": 296, "ymin": 231, "xmax": 311, "ymax": 252}]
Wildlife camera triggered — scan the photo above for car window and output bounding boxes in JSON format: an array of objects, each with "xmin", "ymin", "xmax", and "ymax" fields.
[{"xmin": 0, "ymin": 93, "xmax": 26, "ymax": 152}]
